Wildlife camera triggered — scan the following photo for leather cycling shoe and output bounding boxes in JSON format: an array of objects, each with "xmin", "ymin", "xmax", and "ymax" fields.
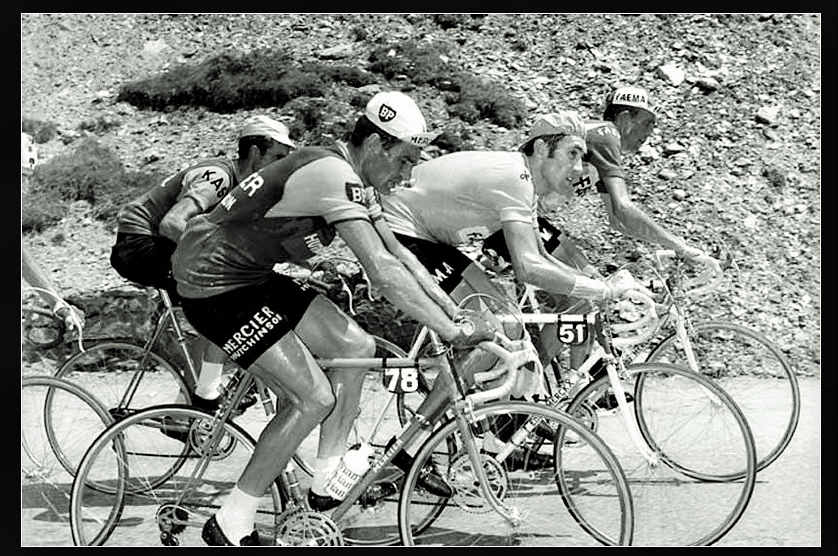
[
  {"xmin": 307, "ymin": 490, "xmax": 342, "ymax": 512},
  {"xmin": 505, "ymin": 448, "xmax": 554, "ymax": 472},
  {"xmin": 192, "ymin": 391, "xmax": 257, "ymax": 416},
  {"xmin": 392, "ymin": 450, "xmax": 453, "ymax": 498},
  {"xmin": 202, "ymin": 515, "xmax": 260, "ymax": 546}
]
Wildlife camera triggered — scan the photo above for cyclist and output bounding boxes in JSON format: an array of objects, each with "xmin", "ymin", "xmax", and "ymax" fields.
[
  {"xmin": 22, "ymin": 244, "xmax": 85, "ymax": 331},
  {"xmin": 379, "ymin": 110, "xmax": 644, "ymax": 466},
  {"xmin": 109, "ymin": 115, "xmax": 296, "ymax": 412},
  {"xmin": 171, "ymin": 91, "xmax": 489, "ymax": 545},
  {"xmin": 485, "ymin": 87, "xmax": 720, "ymax": 379}
]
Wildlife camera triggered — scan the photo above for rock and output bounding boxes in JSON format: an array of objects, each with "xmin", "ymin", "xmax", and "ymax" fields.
[
  {"xmin": 657, "ymin": 63, "xmax": 685, "ymax": 86},
  {"xmin": 756, "ymin": 105, "xmax": 780, "ymax": 126},
  {"xmin": 318, "ymin": 44, "xmax": 354, "ymax": 59},
  {"xmin": 663, "ymin": 143, "xmax": 686, "ymax": 156},
  {"xmin": 658, "ymin": 168, "xmax": 678, "ymax": 180},
  {"xmin": 695, "ymin": 77, "xmax": 720, "ymax": 92},
  {"xmin": 672, "ymin": 189, "xmax": 688, "ymax": 201}
]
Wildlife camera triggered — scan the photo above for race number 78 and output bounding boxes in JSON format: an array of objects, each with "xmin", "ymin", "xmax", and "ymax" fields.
[{"xmin": 384, "ymin": 368, "xmax": 420, "ymax": 393}]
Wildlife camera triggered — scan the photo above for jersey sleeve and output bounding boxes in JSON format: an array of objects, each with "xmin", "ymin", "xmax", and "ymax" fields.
[
  {"xmin": 269, "ymin": 157, "xmax": 372, "ymax": 224},
  {"xmin": 492, "ymin": 166, "xmax": 537, "ymax": 225},
  {"xmin": 178, "ymin": 163, "xmax": 234, "ymax": 212},
  {"xmin": 585, "ymin": 124, "xmax": 626, "ymax": 186}
]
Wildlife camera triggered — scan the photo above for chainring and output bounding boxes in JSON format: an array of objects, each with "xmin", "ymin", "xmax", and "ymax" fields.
[
  {"xmin": 275, "ymin": 507, "xmax": 344, "ymax": 546},
  {"xmin": 448, "ymin": 452, "xmax": 509, "ymax": 513}
]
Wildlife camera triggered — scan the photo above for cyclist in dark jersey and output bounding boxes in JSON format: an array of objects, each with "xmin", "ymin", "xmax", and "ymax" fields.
[
  {"xmin": 110, "ymin": 115, "xmax": 295, "ymax": 411},
  {"xmin": 172, "ymin": 92, "xmax": 490, "ymax": 546}
]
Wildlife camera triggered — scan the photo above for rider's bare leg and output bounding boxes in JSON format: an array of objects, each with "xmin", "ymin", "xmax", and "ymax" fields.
[
  {"xmin": 293, "ymin": 295, "xmax": 375, "ymax": 493},
  {"xmin": 217, "ymin": 331, "xmax": 334, "ymax": 542}
]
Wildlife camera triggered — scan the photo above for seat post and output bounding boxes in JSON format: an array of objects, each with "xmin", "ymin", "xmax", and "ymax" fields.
[{"xmin": 157, "ymin": 288, "xmax": 200, "ymax": 387}]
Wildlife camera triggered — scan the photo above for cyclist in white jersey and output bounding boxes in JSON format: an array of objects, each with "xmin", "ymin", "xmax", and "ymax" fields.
[
  {"xmin": 110, "ymin": 115, "xmax": 296, "ymax": 412},
  {"xmin": 379, "ymin": 110, "xmax": 646, "ymax": 465},
  {"xmin": 172, "ymin": 92, "xmax": 490, "ymax": 545}
]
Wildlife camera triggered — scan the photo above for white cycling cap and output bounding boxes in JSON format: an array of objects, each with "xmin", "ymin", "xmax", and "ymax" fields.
[
  {"xmin": 365, "ymin": 91, "xmax": 438, "ymax": 148},
  {"xmin": 240, "ymin": 115, "xmax": 296, "ymax": 149},
  {"xmin": 525, "ymin": 110, "xmax": 587, "ymax": 143},
  {"xmin": 607, "ymin": 86, "xmax": 655, "ymax": 117}
]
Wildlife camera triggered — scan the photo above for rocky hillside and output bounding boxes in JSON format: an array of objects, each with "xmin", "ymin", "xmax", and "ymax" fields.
[{"xmin": 20, "ymin": 14, "xmax": 820, "ymax": 374}]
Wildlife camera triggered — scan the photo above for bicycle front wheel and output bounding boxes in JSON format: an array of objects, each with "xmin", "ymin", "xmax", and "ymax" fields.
[
  {"xmin": 54, "ymin": 340, "xmax": 191, "ymax": 420},
  {"xmin": 70, "ymin": 405, "xmax": 283, "ymax": 546},
  {"xmin": 566, "ymin": 362, "xmax": 756, "ymax": 546},
  {"xmin": 645, "ymin": 320, "xmax": 800, "ymax": 471},
  {"xmin": 22, "ymin": 375, "xmax": 113, "ymax": 546},
  {"xmin": 399, "ymin": 401, "xmax": 634, "ymax": 546}
]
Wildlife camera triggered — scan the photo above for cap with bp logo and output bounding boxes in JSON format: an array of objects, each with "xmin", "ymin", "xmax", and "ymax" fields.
[{"xmin": 365, "ymin": 91, "xmax": 438, "ymax": 147}]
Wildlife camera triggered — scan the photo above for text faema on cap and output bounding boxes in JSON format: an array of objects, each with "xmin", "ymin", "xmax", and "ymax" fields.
[
  {"xmin": 524, "ymin": 110, "xmax": 587, "ymax": 144},
  {"xmin": 365, "ymin": 91, "xmax": 438, "ymax": 147},
  {"xmin": 607, "ymin": 86, "xmax": 655, "ymax": 116},
  {"xmin": 240, "ymin": 115, "xmax": 296, "ymax": 149}
]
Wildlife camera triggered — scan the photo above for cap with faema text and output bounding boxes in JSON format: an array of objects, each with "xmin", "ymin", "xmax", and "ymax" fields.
[
  {"xmin": 605, "ymin": 86, "xmax": 656, "ymax": 118},
  {"xmin": 365, "ymin": 91, "xmax": 438, "ymax": 148}
]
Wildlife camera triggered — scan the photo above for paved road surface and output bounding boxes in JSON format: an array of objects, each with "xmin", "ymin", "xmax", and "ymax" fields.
[{"xmin": 21, "ymin": 376, "xmax": 821, "ymax": 546}]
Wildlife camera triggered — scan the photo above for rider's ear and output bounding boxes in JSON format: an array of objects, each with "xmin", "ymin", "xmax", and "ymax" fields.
[{"xmin": 362, "ymin": 133, "xmax": 384, "ymax": 156}]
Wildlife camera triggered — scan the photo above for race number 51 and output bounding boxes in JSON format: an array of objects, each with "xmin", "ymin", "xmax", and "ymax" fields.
[
  {"xmin": 557, "ymin": 314, "xmax": 591, "ymax": 345},
  {"xmin": 383, "ymin": 368, "xmax": 420, "ymax": 393}
]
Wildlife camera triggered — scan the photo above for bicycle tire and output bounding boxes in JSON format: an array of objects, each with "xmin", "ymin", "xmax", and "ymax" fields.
[
  {"xmin": 565, "ymin": 362, "xmax": 757, "ymax": 546},
  {"xmin": 53, "ymin": 340, "xmax": 191, "ymax": 421},
  {"xmin": 645, "ymin": 320, "xmax": 800, "ymax": 472},
  {"xmin": 398, "ymin": 401, "xmax": 634, "ymax": 546},
  {"xmin": 70, "ymin": 405, "xmax": 283, "ymax": 546},
  {"xmin": 21, "ymin": 375, "xmax": 113, "ymax": 546}
]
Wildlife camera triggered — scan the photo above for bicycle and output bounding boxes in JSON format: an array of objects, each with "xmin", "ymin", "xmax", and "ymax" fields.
[
  {"xmin": 69, "ymin": 293, "xmax": 636, "ymax": 546},
  {"xmin": 51, "ymin": 287, "xmax": 199, "ymax": 422},
  {"xmin": 21, "ymin": 375, "xmax": 113, "ymax": 545},
  {"xmin": 377, "ymin": 276, "xmax": 757, "ymax": 545},
  {"xmin": 633, "ymin": 250, "xmax": 800, "ymax": 473}
]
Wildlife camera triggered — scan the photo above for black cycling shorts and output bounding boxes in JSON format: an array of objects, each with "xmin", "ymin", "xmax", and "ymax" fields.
[
  {"xmin": 110, "ymin": 232, "xmax": 180, "ymax": 299},
  {"xmin": 481, "ymin": 216, "xmax": 564, "ymax": 263},
  {"xmin": 179, "ymin": 273, "xmax": 319, "ymax": 370},
  {"xmin": 393, "ymin": 233, "xmax": 473, "ymax": 294}
]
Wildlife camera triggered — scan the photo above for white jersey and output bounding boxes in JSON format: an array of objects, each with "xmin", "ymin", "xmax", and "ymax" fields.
[{"xmin": 380, "ymin": 151, "xmax": 537, "ymax": 246}]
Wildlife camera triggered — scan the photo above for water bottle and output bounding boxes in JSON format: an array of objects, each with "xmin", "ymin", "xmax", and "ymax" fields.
[{"xmin": 323, "ymin": 443, "xmax": 373, "ymax": 500}]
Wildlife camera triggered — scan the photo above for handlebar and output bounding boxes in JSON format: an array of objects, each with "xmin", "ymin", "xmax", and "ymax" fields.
[
  {"xmin": 608, "ymin": 289, "xmax": 659, "ymax": 349},
  {"xmin": 468, "ymin": 333, "xmax": 542, "ymax": 406},
  {"xmin": 653, "ymin": 250, "xmax": 724, "ymax": 299}
]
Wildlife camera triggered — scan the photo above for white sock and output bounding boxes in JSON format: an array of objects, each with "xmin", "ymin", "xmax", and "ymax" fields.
[
  {"xmin": 216, "ymin": 486, "xmax": 261, "ymax": 544},
  {"xmin": 195, "ymin": 361, "xmax": 224, "ymax": 400},
  {"xmin": 311, "ymin": 456, "xmax": 342, "ymax": 496}
]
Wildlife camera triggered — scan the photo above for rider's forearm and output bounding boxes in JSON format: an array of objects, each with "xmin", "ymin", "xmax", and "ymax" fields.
[
  {"xmin": 367, "ymin": 256, "xmax": 460, "ymax": 342},
  {"xmin": 374, "ymin": 219, "xmax": 459, "ymax": 318},
  {"xmin": 515, "ymin": 255, "xmax": 607, "ymax": 301},
  {"xmin": 611, "ymin": 201, "xmax": 694, "ymax": 254}
]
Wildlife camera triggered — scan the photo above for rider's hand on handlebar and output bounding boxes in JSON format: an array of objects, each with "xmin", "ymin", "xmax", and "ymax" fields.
[
  {"xmin": 55, "ymin": 304, "xmax": 86, "ymax": 332},
  {"xmin": 450, "ymin": 309, "xmax": 497, "ymax": 350}
]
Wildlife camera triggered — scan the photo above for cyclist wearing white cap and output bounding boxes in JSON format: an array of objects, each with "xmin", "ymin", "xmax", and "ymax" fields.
[
  {"xmin": 110, "ymin": 115, "xmax": 295, "ymax": 413},
  {"xmin": 171, "ymin": 91, "xmax": 490, "ymax": 545}
]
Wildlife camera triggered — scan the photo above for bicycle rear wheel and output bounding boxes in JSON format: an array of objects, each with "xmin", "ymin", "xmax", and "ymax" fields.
[
  {"xmin": 566, "ymin": 362, "xmax": 756, "ymax": 546},
  {"xmin": 53, "ymin": 340, "xmax": 191, "ymax": 420},
  {"xmin": 645, "ymin": 320, "xmax": 800, "ymax": 471},
  {"xmin": 21, "ymin": 375, "xmax": 113, "ymax": 546},
  {"xmin": 399, "ymin": 401, "xmax": 634, "ymax": 546},
  {"xmin": 70, "ymin": 405, "xmax": 283, "ymax": 546}
]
